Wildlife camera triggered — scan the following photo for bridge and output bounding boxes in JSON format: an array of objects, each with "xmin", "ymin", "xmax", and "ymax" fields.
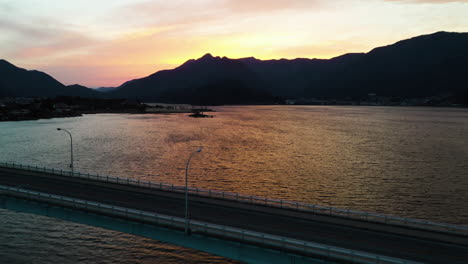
[{"xmin": 0, "ymin": 163, "xmax": 467, "ymax": 264}]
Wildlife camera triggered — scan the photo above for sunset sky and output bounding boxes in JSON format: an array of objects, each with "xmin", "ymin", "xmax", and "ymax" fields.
[{"xmin": 1, "ymin": 0, "xmax": 467, "ymax": 87}]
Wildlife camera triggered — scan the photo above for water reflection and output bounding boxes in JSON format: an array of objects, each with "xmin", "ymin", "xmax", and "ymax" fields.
[
  {"xmin": 1, "ymin": 106, "xmax": 468, "ymax": 221},
  {"xmin": 0, "ymin": 210, "xmax": 240, "ymax": 264},
  {"xmin": 1, "ymin": 106, "xmax": 468, "ymax": 263}
]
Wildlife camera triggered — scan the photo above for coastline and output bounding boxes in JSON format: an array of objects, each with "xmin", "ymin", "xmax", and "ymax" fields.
[
  {"xmin": 0, "ymin": 97, "xmax": 200, "ymax": 122},
  {"xmin": 2, "ymin": 104, "xmax": 467, "ymax": 123},
  {"xmin": 0, "ymin": 109, "xmax": 195, "ymax": 122}
]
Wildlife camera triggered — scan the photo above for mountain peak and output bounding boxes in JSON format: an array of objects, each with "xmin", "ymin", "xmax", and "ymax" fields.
[
  {"xmin": 200, "ymin": 53, "xmax": 214, "ymax": 59},
  {"xmin": 197, "ymin": 53, "xmax": 221, "ymax": 62},
  {"xmin": 0, "ymin": 60, "xmax": 101, "ymax": 97},
  {"xmin": 0, "ymin": 59, "xmax": 16, "ymax": 68},
  {"xmin": 178, "ymin": 53, "xmax": 221, "ymax": 69},
  {"xmin": 67, "ymin": 84, "xmax": 89, "ymax": 89}
]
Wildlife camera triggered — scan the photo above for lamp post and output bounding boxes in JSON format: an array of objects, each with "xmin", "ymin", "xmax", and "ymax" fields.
[
  {"xmin": 185, "ymin": 147, "xmax": 203, "ymax": 235},
  {"xmin": 57, "ymin": 128, "xmax": 74, "ymax": 175}
]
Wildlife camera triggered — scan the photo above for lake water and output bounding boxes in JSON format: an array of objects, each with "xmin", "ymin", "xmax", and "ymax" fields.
[{"xmin": 1, "ymin": 106, "xmax": 467, "ymax": 263}]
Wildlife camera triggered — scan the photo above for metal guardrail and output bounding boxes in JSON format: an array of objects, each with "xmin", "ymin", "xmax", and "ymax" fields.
[
  {"xmin": 1, "ymin": 162, "xmax": 467, "ymax": 236},
  {"xmin": 0, "ymin": 185, "xmax": 419, "ymax": 264}
]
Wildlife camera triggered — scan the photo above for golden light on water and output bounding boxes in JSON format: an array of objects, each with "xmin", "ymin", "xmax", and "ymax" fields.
[
  {"xmin": 1, "ymin": 106, "xmax": 468, "ymax": 263},
  {"xmin": 3, "ymin": 106, "xmax": 466, "ymax": 223}
]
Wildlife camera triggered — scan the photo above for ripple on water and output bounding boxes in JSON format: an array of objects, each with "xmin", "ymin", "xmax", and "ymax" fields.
[{"xmin": 1, "ymin": 106, "xmax": 468, "ymax": 262}]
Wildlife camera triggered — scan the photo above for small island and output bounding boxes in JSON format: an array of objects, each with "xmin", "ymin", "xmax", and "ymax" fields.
[{"xmin": 188, "ymin": 106, "xmax": 215, "ymax": 118}]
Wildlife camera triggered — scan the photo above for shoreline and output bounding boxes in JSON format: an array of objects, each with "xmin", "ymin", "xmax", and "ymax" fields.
[
  {"xmin": 0, "ymin": 109, "xmax": 196, "ymax": 122},
  {"xmin": 2, "ymin": 104, "xmax": 467, "ymax": 123}
]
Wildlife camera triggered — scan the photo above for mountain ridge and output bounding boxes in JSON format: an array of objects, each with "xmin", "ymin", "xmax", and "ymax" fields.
[
  {"xmin": 1, "ymin": 31, "xmax": 467, "ymax": 104},
  {"xmin": 0, "ymin": 62, "xmax": 100, "ymax": 98},
  {"xmin": 109, "ymin": 31, "xmax": 468, "ymax": 104}
]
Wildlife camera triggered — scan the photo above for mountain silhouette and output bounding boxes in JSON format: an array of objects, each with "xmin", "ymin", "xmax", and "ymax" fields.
[
  {"xmin": 95, "ymin": 87, "xmax": 117, "ymax": 93},
  {"xmin": 1, "ymin": 31, "xmax": 467, "ymax": 104},
  {"xmin": 109, "ymin": 31, "xmax": 468, "ymax": 104},
  {"xmin": 111, "ymin": 53, "xmax": 269, "ymax": 104},
  {"xmin": 0, "ymin": 61, "xmax": 99, "ymax": 98}
]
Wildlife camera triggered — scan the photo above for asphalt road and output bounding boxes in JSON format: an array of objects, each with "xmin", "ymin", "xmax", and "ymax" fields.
[{"xmin": 1, "ymin": 167, "xmax": 467, "ymax": 263}]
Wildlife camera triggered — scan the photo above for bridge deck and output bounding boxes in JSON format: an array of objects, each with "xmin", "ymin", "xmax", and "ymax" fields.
[{"xmin": 0, "ymin": 167, "xmax": 467, "ymax": 264}]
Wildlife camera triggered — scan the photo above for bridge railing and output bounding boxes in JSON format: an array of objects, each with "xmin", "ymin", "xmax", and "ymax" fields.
[
  {"xmin": 0, "ymin": 185, "xmax": 419, "ymax": 264},
  {"xmin": 1, "ymin": 162, "xmax": 467, "ymax": 236}
]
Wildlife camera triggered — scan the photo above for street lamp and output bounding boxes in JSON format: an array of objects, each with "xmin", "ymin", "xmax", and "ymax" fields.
[
  {"xmin": 185, "ymin": 147, "xmax": 203, "ymax": 235},
  {"xmin": 57, "ymin": 128, "xmax": 74, "ymax": 175}
]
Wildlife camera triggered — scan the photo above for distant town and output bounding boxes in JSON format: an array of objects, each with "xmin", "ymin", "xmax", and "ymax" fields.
[
  {"xmin": 284, "ymin": 93, "xmax": 465, "ymax": 107},
  {"xmin": 0, "ymin": 97, "xmax": 193, "ymax": 122},
  {"xmin": 0, "ymin": 94, "xmax": 464, "ymax": 122}
]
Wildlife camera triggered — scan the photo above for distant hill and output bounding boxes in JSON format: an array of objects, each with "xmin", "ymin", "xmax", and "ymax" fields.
[
  {"xmin": 0, "ymin": 61, "xmax": 99, "ymax": 98},
  {"xmin": 66, "ymin": 84, "xmax": 100, "ymax": 97},
  {"xmin": 109, "ymin": 31, "xmax": 468, "ymax": 104},
  {"xmin": 95, "ymin": 87, "xmax": 116, "ymax": 93},
  {"xmin": 2, "ymin": 31, "xmax": 467, "ymax": 104},
  {"xmin": 110, "ymin": 53, "xmax": 270, "ymax": 104}
]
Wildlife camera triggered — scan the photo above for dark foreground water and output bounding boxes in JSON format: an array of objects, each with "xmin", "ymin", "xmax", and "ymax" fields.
[{"xmin": 1, "ymin": 106, "xmax": 467, "ymax": 263}]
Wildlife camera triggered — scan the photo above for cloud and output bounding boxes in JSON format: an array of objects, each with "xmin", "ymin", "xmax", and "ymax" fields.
[
  {"xmin": 384, "ymin": 0, "xmax": 468, "ymax": 3},
  {"xmin": 0, "ymin": 3, "xmax": 13, "ymax": 12},
  {"xmin": 113, "ymin": 0, "xmax": 327, "ymax": 36},
  {"xmin": 36, "ymin": 63, "xmax": 174, "ymax": 87},
  {"xmin": 224, "ymin": 0, "xmax": 323, "ymax": 13},
  {"xmin": 271, "ymin": 40, "xmax": 370, "ymax": 59},
  {"xmin": 22, "ymin": 26, "xmax": 207, "ymax": 86},
  {"xmin": 2, "ymin": 0, "xmax": 467, "ymax": 87},
  {"xmin": 0, "ymin": 18, "xmax": 55, "ymax": 39},
  {"xmin": 113, "ymin": 0, "xmax": 220, "ymax": 29},
  {"xmin": 0, "ymin": 17, "xmax": 98, "ymax": 60},
  {"xmin": 11, "ymin": 33, "xmax": 96, "ymax": 59}
]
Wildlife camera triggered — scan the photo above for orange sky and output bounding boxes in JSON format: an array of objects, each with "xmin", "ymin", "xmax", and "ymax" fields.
[{"xmin": 1, "ymin": 0, "xmax": 467, "ymax": 87}]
